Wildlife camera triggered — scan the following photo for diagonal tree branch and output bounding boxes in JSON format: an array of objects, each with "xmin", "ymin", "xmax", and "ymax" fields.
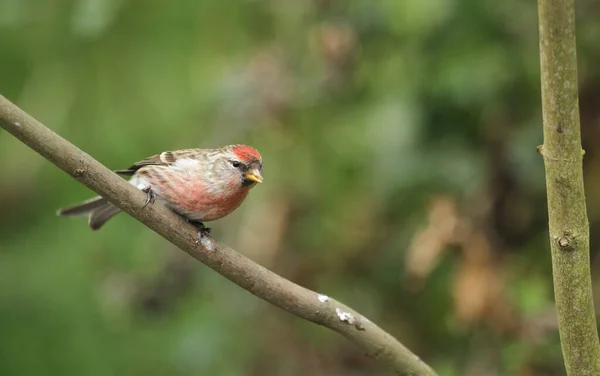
[
  {"xmin": 537, "ymin": 0, "xmax": 600, "ymax": 374},
  {"xmin": 0, "ymin": 94, "xmax": 437, "ymax": 376}
]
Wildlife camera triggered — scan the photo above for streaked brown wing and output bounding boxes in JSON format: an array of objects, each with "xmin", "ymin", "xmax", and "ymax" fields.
[{"xmin": 114, "ymin": 149, "xmax": 201, "ymax": 176}]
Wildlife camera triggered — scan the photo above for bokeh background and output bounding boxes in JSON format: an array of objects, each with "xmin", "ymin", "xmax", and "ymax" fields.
[{"xmin": 2, "ymin": 1, "xmax": 600, "ymax": 375}]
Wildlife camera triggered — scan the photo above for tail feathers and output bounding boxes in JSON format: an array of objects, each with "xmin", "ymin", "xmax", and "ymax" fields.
[
  {"xmin": 57, "ymin": 196, "xmax": 122, "ymax": 230},
  {"xmin": 88, "ymin": 204, "xmax": 122, "ymax": 230},
  {"xmin": 57, "ymin": 196, "xmax": 108, "ymax": 216}
]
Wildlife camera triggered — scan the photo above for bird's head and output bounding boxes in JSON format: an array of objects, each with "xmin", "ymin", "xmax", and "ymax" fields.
[{"xmin": 212, "ymin": 145, "xmax": 263, "ymax": 190}]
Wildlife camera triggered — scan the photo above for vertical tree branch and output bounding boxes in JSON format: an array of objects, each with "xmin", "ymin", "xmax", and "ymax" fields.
[{"xmin": 537, "ymin": 0, "xmax": 600, "ymax": 374}]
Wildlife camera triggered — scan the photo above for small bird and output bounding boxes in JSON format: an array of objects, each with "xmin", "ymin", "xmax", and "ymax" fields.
[{"xmin": 57, "ymin": 144, "xmax": 263, "ymax": 233}]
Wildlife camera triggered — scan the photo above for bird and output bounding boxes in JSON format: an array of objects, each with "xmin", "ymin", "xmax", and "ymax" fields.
[{"xmin": 57, "ymin": 144, "xmax": 263, "ymax": 234}]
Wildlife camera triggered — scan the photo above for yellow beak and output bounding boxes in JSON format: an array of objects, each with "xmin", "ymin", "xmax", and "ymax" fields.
[{"xmin": 244, "ymin": 169, "xmax": 263, "ymax": 183}]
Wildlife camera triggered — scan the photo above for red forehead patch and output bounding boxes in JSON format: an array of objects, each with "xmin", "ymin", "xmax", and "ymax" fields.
[{"xmin": 232, "ymin": 145, "xmax": 261, "ymax": 162}]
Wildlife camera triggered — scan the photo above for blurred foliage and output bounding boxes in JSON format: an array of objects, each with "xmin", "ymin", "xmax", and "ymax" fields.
[{"xmin": 2, "ymin": 0, "xmax": 600, "ymax": 375}]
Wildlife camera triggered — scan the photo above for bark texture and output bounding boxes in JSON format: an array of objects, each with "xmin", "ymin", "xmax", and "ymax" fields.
[{"xmin": 537, "ymin": 0, "xmax": 600, "ymax": 374}]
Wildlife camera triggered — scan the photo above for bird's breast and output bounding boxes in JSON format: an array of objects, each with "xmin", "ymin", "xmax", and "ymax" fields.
[{"xmin": 150, "ymin": 169, "xmax": 251, "ymax": 221}]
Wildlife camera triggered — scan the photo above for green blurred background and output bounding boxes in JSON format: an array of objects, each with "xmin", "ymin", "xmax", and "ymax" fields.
[{"xmin": 2, "ymin": 1, "xmax": 600, "ymax": 375}]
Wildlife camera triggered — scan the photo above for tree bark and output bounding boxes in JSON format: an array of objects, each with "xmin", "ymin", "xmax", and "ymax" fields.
[
  {"xmin": 0, "ymin": 93, "xmax": 437, "ymax": 376},
  {"xmin": 537, "ymin": 0, "xmax": 600, "ymax": 374}
]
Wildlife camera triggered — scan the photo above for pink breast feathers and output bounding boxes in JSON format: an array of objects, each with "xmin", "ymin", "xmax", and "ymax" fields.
[
  {"xmin": 197, "ymin": 187, "xmax": 251, "ymax": 221},
  {"xmin": 154, "ymin": 168, "xmax": 250, "ymax": 221}
]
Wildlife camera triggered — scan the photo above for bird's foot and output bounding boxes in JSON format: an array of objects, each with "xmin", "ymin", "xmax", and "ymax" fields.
[
  {"xmin": 188, "ymin": 220, "xmax": 211, "ymax": 234},
  {"xmin": 188, "ymin": 220, "xmax": 212, "ymax": 243},
  {"xmin": 141, "ymin": 186, "xmax": 156, "ymax": 208}
]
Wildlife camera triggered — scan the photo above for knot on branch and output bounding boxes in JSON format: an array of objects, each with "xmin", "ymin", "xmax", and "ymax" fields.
[
  {"xmin": 557, "ymin": 233, "xmax": 575, "ymax": 252},
  {"xmin": 536, "ymin": 145, "xmax": 585, "ymax": 163},
  {"xmin": 73, "ymin": 159, "xmax": 88, "ymax": 179}
]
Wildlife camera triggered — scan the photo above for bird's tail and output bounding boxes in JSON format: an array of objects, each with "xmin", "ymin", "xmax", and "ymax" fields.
[{"xmin": 57, "ymin": 196, "xmax": 122, "ymax": 230}]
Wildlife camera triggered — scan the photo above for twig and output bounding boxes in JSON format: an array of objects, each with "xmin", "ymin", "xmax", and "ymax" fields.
[
  {"xmin": 537, "ymin": 0, "xmax": 600, "ymax": 374},
  {"xmin": 0, "ymin": 94, "xmax": 437, "ymax": 376}
]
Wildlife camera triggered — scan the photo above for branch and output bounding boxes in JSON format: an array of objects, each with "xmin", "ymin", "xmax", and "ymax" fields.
[
  {"xmin": 537, "ymin": 0, "xmax": 600, "ymax": 374},
  {"xmin": 0, "ymin": 94, "xmax": 437, "ymax": 376}
]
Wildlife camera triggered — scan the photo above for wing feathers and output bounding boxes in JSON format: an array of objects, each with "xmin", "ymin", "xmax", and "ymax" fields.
[{"xmin": 115, "ymin": 149, "xmax": 201, "ymax": 175}]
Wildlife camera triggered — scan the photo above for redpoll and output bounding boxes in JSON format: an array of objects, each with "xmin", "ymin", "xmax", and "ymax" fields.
[{"xmin": 58, "ymin": 145, "xmax": 263, "ymax": 233}]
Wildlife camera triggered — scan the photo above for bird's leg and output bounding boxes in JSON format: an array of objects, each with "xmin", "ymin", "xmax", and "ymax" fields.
[
  {"xmin": 188, "ymin": 220, "xmax": 211, "ymax": 236},
  {"xmin": 141, "ymin": 186, "xmax": 156, "ymax": 209},
  {"xmin": 185, "ymin": 219, "xmax": 212, "ymax": 245}
]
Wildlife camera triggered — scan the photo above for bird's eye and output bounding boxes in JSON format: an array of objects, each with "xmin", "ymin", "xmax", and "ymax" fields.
[{"xmin": 231, "ymin": 160, "xmax": 241, "ymax": 168}]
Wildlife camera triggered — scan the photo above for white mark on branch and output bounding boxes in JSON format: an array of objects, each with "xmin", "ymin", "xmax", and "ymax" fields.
[
  {"xmin": 317, "ymin": 294, "xmax": 329, "ymax": 303},
  {"xmin": 14, "ymin": 121, "xmax": 20, "ymax": 127},
  {"xmin": 197, "ymin": 235, "xmax": 216, "ymax": 251},
  {"xmin": 336, "ymin": 308, "xmax": 356, "ymax": 325}
]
